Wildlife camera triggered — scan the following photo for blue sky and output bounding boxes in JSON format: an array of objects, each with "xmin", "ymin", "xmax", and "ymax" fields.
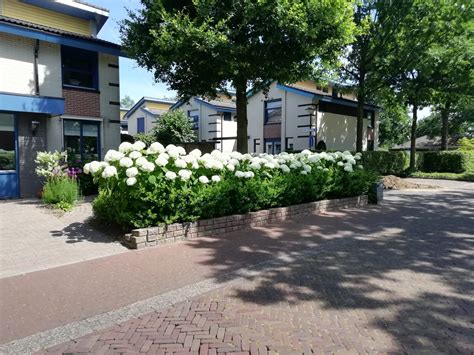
[{"xmin": 94, "ymin": 0, "xmax": 176, "ymax": 105}]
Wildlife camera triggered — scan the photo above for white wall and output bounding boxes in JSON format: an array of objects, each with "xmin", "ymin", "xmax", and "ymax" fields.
[
  {"xmin": 127, "ymin": 106, "xmax": 157, "ymax": 136},
  {"xmin": 247, "ymin": 82, "xmax": 374, "ymax": 153},
  {"xmin": 99, "ymin": 53, "xmax": 120, "ymax": 153},
  {"xmin": 176, "ymin": 98, "xmax": 237, "ymax": 152},
  {"xmin": 0, "ymin": 33, "xmax": 62, "ymax": 97}
]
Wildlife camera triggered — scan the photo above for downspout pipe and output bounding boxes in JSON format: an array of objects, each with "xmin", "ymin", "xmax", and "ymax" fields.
[{"xmin": 34, "ymin": 39, "xmax": 40, "ymax": 96}]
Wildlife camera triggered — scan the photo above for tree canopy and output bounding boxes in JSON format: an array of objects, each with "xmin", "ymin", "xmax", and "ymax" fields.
[{"xmin": 121, "ymin": 0, "xmax": 355, "ymax": 152}]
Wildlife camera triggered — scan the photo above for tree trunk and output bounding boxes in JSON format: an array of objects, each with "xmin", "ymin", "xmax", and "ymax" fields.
[
  {"xmin": 235, "ymin": 79, "xmax": 248, "ymax": 153},
  {"xmin": 356, "ymin": 98, "xmax": 364, "ymax": 153},
  {"xmin": 440, "ymin": 102, "xmax": 450, "ymax": 151},
  {"xmin": 409, "ymin": 104, "xmax": 418, "ymax": 170}
]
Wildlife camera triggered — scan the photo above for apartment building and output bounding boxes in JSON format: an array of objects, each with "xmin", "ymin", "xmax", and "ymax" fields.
[
  {"xmin": 247, "ymin": 80, "xmax": 379, "ymax": 154},
  {"xmin": 0, "ymin": 0, "xmax": 124, "ymax": 198}
]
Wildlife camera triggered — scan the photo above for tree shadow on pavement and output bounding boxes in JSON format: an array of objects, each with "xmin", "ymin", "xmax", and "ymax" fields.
[{"xmin": 187, "ymin": 188, "xmax": 474, "ymax": 352}]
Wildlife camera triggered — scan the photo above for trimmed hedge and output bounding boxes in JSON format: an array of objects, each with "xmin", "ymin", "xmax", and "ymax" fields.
[
  {"xmin": 361, "ymin": 151, "xmax": 409, "ymax": 175},
  {"xmin": 417, "ymin": 151, "xmax": 474, "ymax": 173}
]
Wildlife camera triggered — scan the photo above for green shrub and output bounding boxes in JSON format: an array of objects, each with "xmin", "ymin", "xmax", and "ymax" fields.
[
  {"xmin": 42, "ymin": 177, "xmax": 80, "ymax": 211},
  {"xmin": 361, "ymin": 151, "xmax": 409, "ymax": 175},
  {"xmin": 418, "ymin": 151, "xmax": 474, "ymax": 173},
  {"xmin": 458, "ymin": 137, "xmax": 474, "ymax": 151},
  {"xmin": 86, "ymin": 142, "xmax": 376, "ymax": 229}
]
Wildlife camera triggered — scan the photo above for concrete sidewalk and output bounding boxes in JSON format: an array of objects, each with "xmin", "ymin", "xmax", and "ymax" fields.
[
  {"xmin": 0, "ymin": 198, "xmax": 127, "ymax": 278},
  {"xmin": 1, "ymin": 181, "xmax": 473, "ymax": 353}
]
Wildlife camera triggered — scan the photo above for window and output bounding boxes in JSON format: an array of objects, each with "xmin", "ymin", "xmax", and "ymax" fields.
[
  {"xmin": 188, "ymin": 110, "xmax": 199, "ymax": 130},
  {"xmin": 61, "ymin": 45, "xmax": 98, "ymax": 90},
  {"xmin": 0, "ymin": 113, "xmax": 16, "ymax": 171},
  {"xmin": 264, "ymin": 99, "xmax": 282, "ymax": 124},
  {"xmin": 223, "ymin": 112, "xmax": 232, "ymax": 121},
  {"xmin": 264, "ymin": 139, "xmax": 281, "ymax": 154},
  {"xmin": 253, "ymin": 138, "xmax": 260, "ymax": 153},
  {"xmin": 64, "ymin": 120, "xmax": 100, "ymax": 164},
  {"xmin": 137, "ymin": 117, "xmax": 145, "ymax": 133}
]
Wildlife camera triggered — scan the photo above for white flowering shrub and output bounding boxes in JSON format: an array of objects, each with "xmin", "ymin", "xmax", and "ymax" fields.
[{"xmin": 86, "ymin": 142, "xmax": 375, "ymax": 228}]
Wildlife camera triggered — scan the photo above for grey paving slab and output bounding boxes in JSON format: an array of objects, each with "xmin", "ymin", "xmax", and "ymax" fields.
[{"xmin": 0, "ymin": 198, "xmax": 127, "ymax": 278}]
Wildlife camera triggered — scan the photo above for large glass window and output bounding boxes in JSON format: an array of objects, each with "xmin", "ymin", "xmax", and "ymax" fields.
[
  {"xmin": 0, "ymin": 113, "xmax": 16, "ymax": 171},
  {"xmin": 264, "ymin": 99, "xmax": 282, "ymax": 124},
  {"xmin": 137, "ymin": 117, "xmax": 145, "ymax": 133},
  {"xmin": 64, "ymin": 120, "xmax": 100, "ymax": 164},
  {"xmin": 61, "ymin": 45, "xmax": 98, "ymax": 90},
  {"xmin": 264, "ymin": 139, "xmax": 281, "ymax": 155},
  {"xmin": 188, "ymin": 110, "xmax": 199, "ymax": 130}
]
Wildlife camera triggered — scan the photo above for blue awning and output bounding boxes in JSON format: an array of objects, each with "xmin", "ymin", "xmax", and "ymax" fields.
[{"xmin": 0, "ymin": 92, "xmax": 65, "ymax": 115}]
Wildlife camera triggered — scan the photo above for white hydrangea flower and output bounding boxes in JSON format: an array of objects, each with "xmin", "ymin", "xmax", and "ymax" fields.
[
  {"xmin": 102, "ymin": 165, "xmax": 117, "ymax": 178},
  {"xmin": 189, "ymin": 149, "xmax": 202, "ymax": 158},
  {"xmin": 244, "ymin": 171, "xmax": 255, "ymax": 179},
  {"xmin": 176, "ymin": 146, "xmax": 186, "ymax": 156},
  {"xmin": 235, "ymin": 170, "xmax": 245, "ymax": 178},
  {"xmin": 88, "ymin": 161, "xmax": 102, "ymax": 174},
  {"xmin": 198, "ymin": 176, "xmax": 209, "ymax": 184},
  {"xmin": 178, "ymin": 169, "xmax": 192, "ymax": 181},
  {"xmin": 301, "ymin": 149, "xmax": 311, "ymax": 155},
  {"xmin": 155, "ymin": 156, "xmax": 168, "ymax": 167},
  {"xmin": 226, "ymin": 164, "xmax": 235, "ymax": 172},
  {"xmin": 129, "ymin": 151, "xmax": 142, "ymax": 160},
  {"xmin": 165, "ymin": 144, "xmax": 177, "ymax": 152},
  {"xmin": 135, "ymin": 157, "xmax": 148, "ymax": 167},
  {"xmin": 83, "ymin": 163, "xmax": 91, "ymax": 174},
  {"xmin": 174, "ymin": 159, "xmax": 187, "ymax": 169},
  {"xmin": 132, "ymin": 141, "xmax": 146, "ymax": 151},
  {"xmin": 126, "ymin": 167, "xmax": 139, "ymax": 178},
  {"xmin": 126, "ymin": 177, "xmax": 137, "ymax": 186},
  {"xmin": 184, "ymin": 155, "xmax": 196, "ymax": 164},
  {"xmin": 300, "ymin": 170, "xmax": 308, "ymax": 175},
  {"xmin": 213, "ymin": 161, "xmax": 224, "ymax": 170},
  {"xmin": 280, "ymin": 164, "xmax": 290, "ymax": 173},
  {"xmin": 337, "ymin": 161, "xmax": 344, "ymax": 166},
  {"xmin": 264, "ymin": 162, "xmax": 276, "ymax": 169},
  {"xmin": 104, "ymin": 150, "xmax": 124, "ymax": 162},
  {"xmin": 211, "ymin": 175, "xmax": 221, "ymax": 183},
  {"xmin": 148, "ymin": 142, "xmax": 165, "ymax": 154},
  {"xmin": 354, "ymin": 153, "xmax": 362, "ymax": 160},
  {"xmin": 230, "ymin": 151, "xmax": 243, "ymax": 160},
  {"xmin": 119, "ymin": 157, "xmax": 133, "ymax": 168},
  {"xmin": 142, "ymin": 162, "xmax": 155, "ymax": 172},
  {"xmin": 250, "ymin": 162, "xmax": 261, "ymax": 170},
  {"xmin": 165, "ymin": 171, "xmax": 177, "ymax": 180},
  {"xmin": 323, "ymin": 168, "xmax": 329, "ymax": 172},
  {"xmin": 303, "ymin": 164, "xmax": 312, "ymax": 172},
  {"xmin": 118, "ymin": 142, "xmax": 133, "ymax": 153},
  {"xmin": 358, "ymin": 165, "xmax": 364, "ymax": 169},
  {"xmin": 229, "ymin": 158, "xmax": 240, "ymax": 166},
  {"xmin": 316, "ymin": 166, "xmax": 324, "ymax": 170},
  {"xmin": 344, "ymin": 164, "xmax": 353, "ymax": 172},
  {"xmin": 168, "ymin": 149, "xmax": 180, "ymax": 159},
  {"xmin": 192, "ymin": 161, "xmax": 200, "ymax": 169}
]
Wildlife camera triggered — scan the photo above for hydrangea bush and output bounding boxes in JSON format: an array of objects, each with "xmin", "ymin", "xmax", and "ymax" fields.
[{"xmin": 85, "ymin": 141, "xmax": 375, "ymax": 228}]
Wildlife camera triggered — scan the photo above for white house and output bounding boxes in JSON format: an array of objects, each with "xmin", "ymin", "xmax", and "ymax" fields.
[
  {"xmin": 0, "ymin": 0, "xmax": 124, "ymax": 198},
  {"xmin": 124, "ymin": 97, "xmax": 176, "ymax": 136},
  {"xmin": 171, "ymin": 94, "xmax": 237, "ymax": 152},
  {"xmin": 247, "ymin": 80, "xmax": 379, "ymax": 154}
]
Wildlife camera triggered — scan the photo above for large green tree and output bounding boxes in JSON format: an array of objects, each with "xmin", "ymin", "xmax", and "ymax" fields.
[
  {"xmin": 380, "ymin": 0, "xmax": 471, "ymax": 169},
  {"xmin": 339, "ymin": 0, "xmax": 412, "ymax": 152},
  {"xmin": 430, "ymin": 9, "xmax": 474, "ymax": 150},
  {"xmin": 121, "ymin": 0, "xmax": 355, "ymax": 152}
]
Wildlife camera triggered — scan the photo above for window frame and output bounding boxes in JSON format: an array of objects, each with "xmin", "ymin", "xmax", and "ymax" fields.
[
  {"xmin": 188, "ymin": 110, "xmax": 199, "ymax": 130},
  {"xmin": 264, "ymin": 99, "xmax": 282, "ymax": 124},
  {"xmin": 136, "ymin": 117, "xmax": 145, "ymax": 133},
  {"xmin": 61, "ymin": 45, "xmax": 99, "ymax": 91},
  {"xmin": 63, "ymin": 119, "xmax": 101, "ymax": 164}
]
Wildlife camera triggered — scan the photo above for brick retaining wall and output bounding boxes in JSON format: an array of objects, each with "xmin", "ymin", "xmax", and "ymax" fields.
[{"xmin": 124, "ymin": 195, "xmax": 368, "ymax": 249}]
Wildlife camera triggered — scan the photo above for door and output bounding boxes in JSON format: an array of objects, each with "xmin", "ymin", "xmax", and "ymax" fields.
[
  {"xmin": 0, "ymin": 113, "xmax": 19, "ymax": 198},
  {"xmin": 264, "ymin": 139, "xmax": 282, "ymax": 155},
  {"xmin": 64, "ymin": 119, "xmax": 100, "ymax": 166}
]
